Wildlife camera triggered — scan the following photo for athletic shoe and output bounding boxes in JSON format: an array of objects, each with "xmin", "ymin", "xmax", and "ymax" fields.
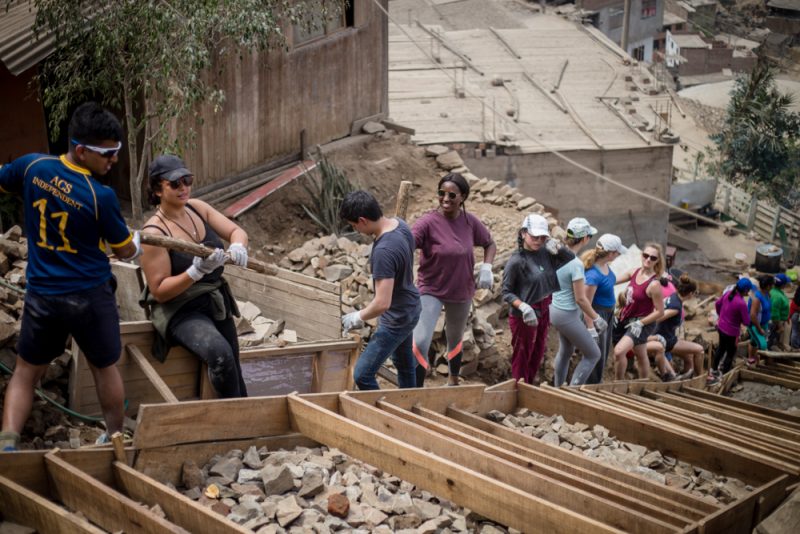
[
  {"xmin": 95, "ymin": 433, "xmax": 110, "ymax": 445},
  {"xmin": 0, "ymin": 431, "xmax": 20, "ymax": 452},
  {"xmin": 676, "ymin": 370, "xmax": 694, "ymax": 381},
  {"xmin": 706, "ymin": 370, "xmax": 721, "ymax": 386},
  {"xmin": 661, "ymin": 372, "xmax": 676, "ymax": 383}
]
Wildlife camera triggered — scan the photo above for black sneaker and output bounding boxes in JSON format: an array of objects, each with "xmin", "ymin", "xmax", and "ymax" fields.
[{"xmin": 661, "ymin": 372, "xmax": 676, "ymax": 383}]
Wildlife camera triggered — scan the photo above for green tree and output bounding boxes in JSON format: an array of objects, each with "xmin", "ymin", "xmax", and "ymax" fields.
[
  {"xmin": 28, "ymin": 0, "xmax": 336, "ymax": 222},
  {"xmin": 710, "ymin": 57, "xmax": 800, "ymax": 209}
]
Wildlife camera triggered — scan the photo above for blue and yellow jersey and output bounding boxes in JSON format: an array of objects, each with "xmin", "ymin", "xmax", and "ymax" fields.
[{"xmin": 0, "ymin": 154, "xmax": 131, "ymax": 295}]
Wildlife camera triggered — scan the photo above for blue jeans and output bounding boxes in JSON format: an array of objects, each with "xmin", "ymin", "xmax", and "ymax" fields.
[{"xmin": 354, "ymin": 322, "xmax": 417, "ymax": 390}]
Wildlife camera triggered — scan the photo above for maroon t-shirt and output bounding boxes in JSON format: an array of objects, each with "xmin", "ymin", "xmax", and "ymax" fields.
[{"xmin": 413, "ymin": 210, "xmax": 493, "ymax": 303}]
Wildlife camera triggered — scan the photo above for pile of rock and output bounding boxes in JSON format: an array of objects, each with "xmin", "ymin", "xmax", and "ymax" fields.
[
  {"xmin": 235, "ymin": 301, "xmax": 298, "ymax": 348},
  {"xmin": 179, "ymin": 444, "xmax": 511, "ymax": 533},
  {"xmin": 488, "ymin": 408, "xmax": 753, "ymax": 505},
  {"xmin": 729, "ymin": 381, "xmax": 800, "ymax": 413}
]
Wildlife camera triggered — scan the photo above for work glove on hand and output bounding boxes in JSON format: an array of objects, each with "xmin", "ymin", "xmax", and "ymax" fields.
[
  {"xmin": 477, "ymin": 263, "xmax": 493, "ymax": 290},
  {"xmin": 588, "ymin": 327, "xmax": 599, "ymax": 343},
  {"xmin": 626, "ymin": 319, "xmax": 644, "ymax": 338},
  {"xmin": 593, "ymin": 315, "xmax": 608, "ymax": 334},
  {"xmin": 518, "ymin": 302, "xmax": 538, "ymax": 327},
  {"xmin": 545, "ymin": 238, "xmax": 561, "ymax": 256},
  {"xmin": 121, "ymin": 230, "xmax": 142, "ymax": 262},
  {"xmin": 227, "ymin": 243, "xmax": 248, "ymax": 267},
  {"xmin": 342, "ymin": 311, "xmax": 364, "ymax": 332},
  {"xmin": 186, "ymin": 249, "xmax": 226, "ymax": 281}
]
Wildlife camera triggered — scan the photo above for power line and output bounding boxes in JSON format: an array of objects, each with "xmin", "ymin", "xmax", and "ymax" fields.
[{"xmin": 371, "ymin": 0, "xmax": 754, "ymax": 237}]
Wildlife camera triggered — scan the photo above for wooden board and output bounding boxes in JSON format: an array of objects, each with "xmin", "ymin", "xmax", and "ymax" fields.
[
  {"xmin": 740, "ymin": 369, "xmax": 800, "ymax": 389},
  {"xmin": 111, "ymin": 260, "xmax": 148, "ymax": 321},
  {"xmin": 287, "ymin": 394, "xmax": 623, "ymax": 534},
  {"xmin": 45, "ymin": 451, "xmax": 188, "ymax": 534},
  {"xmin": 0, "ymin": 474, "xmax": 105, "ymax": 534},
  {"xmin": 222, "ymin": 161, "xmax": 317, "ymax": 218},
  {"xmin": 114, "ymin": 462, "xmax": 250, "ymax": 534}
]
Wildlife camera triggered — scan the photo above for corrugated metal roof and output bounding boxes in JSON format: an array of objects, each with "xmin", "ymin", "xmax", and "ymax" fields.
[{"xmin": 0, "ymin": 1, "xmax": 56, "ymax": 76}]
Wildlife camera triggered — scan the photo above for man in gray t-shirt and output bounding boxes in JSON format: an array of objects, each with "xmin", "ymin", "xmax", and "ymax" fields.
[{"xmin": 340, "ymin": 191, "xmax": 421, "ymax": 390}]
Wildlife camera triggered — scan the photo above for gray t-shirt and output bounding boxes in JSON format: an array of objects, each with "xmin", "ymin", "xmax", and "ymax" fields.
[
  {"xmin": 370, "ymin": 218, "xmax": 421, "ymax": 329},
  {"xmin": 552, "ymin": 257, "xmax": 585, "ymax": 311}
]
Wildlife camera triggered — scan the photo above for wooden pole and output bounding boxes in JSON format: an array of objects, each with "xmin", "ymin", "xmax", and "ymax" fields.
[
  {"xmin": 139, "ymin": 233, "xmax": 278, "ymax": 275},
  {"xmin": 394, "ymin": 180, "xmax": 413, "ymax": 219}
]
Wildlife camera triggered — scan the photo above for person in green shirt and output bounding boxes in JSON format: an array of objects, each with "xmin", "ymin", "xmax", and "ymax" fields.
[{"xmin": 769, "ymin": 274, "xmax": 791, "ymax": 350}]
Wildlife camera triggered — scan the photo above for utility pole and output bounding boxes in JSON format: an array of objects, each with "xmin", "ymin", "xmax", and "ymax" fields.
[{"xmin": 621, "ymin": 0, "xmax": 632, "ymax": 54}]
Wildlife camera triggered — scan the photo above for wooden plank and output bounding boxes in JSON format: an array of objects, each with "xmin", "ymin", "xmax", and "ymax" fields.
[
  {"xmin": 519, "ymin": 384, "xmax": 786, "ymax": 484},
  {"xmin": 45, "ymin": 451, "xmax": 188, "ymax": 534},
  {"xmin": 698, "ymin": 475, "xmax": 788, "ymax": 534},
  {"xmin": 378, "ymin": 401, "xmax": 696, "ymax": 528},
  {"xmin": 287, "ymin": 394, "xmax": 623, "ymax": 534},
  {"xmin": 222, "ymin": 160, "xmax": 317, "ymax": 218},
  {"xmin": 754, "ymin": 475, "xmax": 791, "ymax": 523},
  {"xmin": 346, "ymin": 384, "xmax": 486, "ymax": 412},
  {"xmin": 227, "ymin": 263, "xmax": 340, "ymax": 294},
  {"xmin": 683, "ymin": 387, "xmax": 800, "ymax": 426},
  {"xmin": 651, "ymin": 391, "xmax": 800, "ymax": 441},
  {"xmin": 127, "ymin": 345, "xmax": 180, "ymax": 403},
  {"xmin": 444, "ymin": 405, "xmax": 717, "ymax": 514},
  {"xmin": 134, "ymin": 434, "xmax": 318, "ymax": 486},
  {"xmin": 0, "ymin": 474, "xmax": 105, "ymax": 534},
  {"xmin": 114, "ymin": 462, "xmax": 250, "ymax": 534},
  {"xmin": 134, "ymin": 396, "xmax": 293, "ymax": 449},
  {"xmin": 111, "ymin": 261, "xmax": 148, "ymax": 321},
  {"xmin": 740, "ymin": 369, "xmax": 800, "ymax": 389}
]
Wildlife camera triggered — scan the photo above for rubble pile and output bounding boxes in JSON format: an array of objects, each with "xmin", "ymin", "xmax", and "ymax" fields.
[
  {"xmin": 488, "ymin": 408, "xmax": 753, "ymax": 505},
  {"xmin": 178, "ymin": 444, "xmax": 512, "ymax": 533},
  {"xmin": 728, "ymin": 381, "xmax": 800, "ymax": 413},
  {"xmin": 235, "ymin": 301, "xmax": 297, "ymax": 348},
  {"xmin": 278, "ymin": 147, "xmax": 568, "ymax": 382}
]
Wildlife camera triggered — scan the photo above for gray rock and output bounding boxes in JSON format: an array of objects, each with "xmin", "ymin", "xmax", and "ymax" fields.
[
  {"xmin": 276, "ymin": 495, "xmax": 304, "ymax": 527},
  {"xmin": 622, "ymin": 442, "xmax": 647, "ymax": 456},
  {"xmin": 541, "ymin": 432, "xmax": 560, "ymax": 446},
  {"xmin": 323, "ymin": 264, "xmax": 353, "ymax": 282},
  {"xmin": 238, "ymin": 468, "xmax": 262, "ymax": 484},
  {"xmin": 210, "ymin": 456, "xmax": 243, "ymax": 484},
  {"xmin": 516, "ymin": 197, "xmax": 536, "ymax": 211},
  {"xmin": 227, "ymin": 503, "xmax": 259, "ymax": 524},
  {"xmin": 425, "ymin": 145, "xmax": 450, "ymax": 157},
  {"xmin": 435, "ymin": 151, "xmax": 464, "ymax": 170},
  {"xmin": 298, "ymin": 470, "xmax": 325, "ymax": 498},
  {"xmin": 362, "ymin": 121, "xmax": 386, "ymax": 134},
  {"xmin": 181, "ymin": 460, "xmax": 206, "ymax": 490},
  {"xmin": 262, "ymin": 465, "xmax": 296, "ymax": 496}
]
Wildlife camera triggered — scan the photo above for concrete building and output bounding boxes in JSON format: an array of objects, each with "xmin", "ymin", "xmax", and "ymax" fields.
[
  {"xmin": 766, "ymin": 0, "xmax": 800, "ymax": 39},
  {"xmin": 665, "ymin": 31, "xmax": 757, "ymax": 76},
  {"xmin": 578, "ymin": 0, "xmax": 665, "ymax": 62},
  {"xmin": 388, "ymin": 13, "xmax": 674, "ymax": 245},
  {"xmin": 665, "ymin": 0, "xmax": 717, "ymax": 34}
]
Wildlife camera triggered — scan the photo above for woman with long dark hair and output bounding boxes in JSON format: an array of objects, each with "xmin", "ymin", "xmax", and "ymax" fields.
[
  {"xmin": 412, "ymin": 173, "xmax": 496, "ymax": 386},
  {"xmin": 502, "ymin": 214, "xmax": 574, "ymax": 384},
  {"xmin": 139, "ymin": 155, "xmax": 249, "ymax": 398}
]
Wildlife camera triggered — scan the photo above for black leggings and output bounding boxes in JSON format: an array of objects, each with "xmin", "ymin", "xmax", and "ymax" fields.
[
  {"xmin": 712, "ymin": 329, "xmax": 738, "ymax": 374},
  {"xmin": 168, "ymin": 305, "xmax": 247, "ymax": 398}
]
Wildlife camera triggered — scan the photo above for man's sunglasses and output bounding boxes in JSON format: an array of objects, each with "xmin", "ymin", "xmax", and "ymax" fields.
[
  {"xmin": 164, "ymin": 175, "xmax": 194, "ymax": 189},
  {"xmin": 438, "ymin": 190, "xmax": 458, "ymax": 200},
  {"xmin": 642, "ymin": 252, "xmax": 659, "ymax": 262},
  {"xmin": 71, "ymin": 139, "xmax": 122, "ymax": 158}
]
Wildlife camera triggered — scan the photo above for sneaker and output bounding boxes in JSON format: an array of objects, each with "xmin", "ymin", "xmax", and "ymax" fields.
[
  {"xmin": 746, "ymin": 357, "xmax": 757, "ymax": 367},
  {"xmin": 676, "ymin": 370, "xmax": 694, "ymax": 381},
  {"xmin": 706, "ymin": 370, "xmax": 721, "ymax": 386},
  {"xmin": 0, "ymin": 431, "xmax": 20, "ymax": 452},
  {"xmin": 661, "ymin": 372, "xmax": 676, "ymax": 383},
  {"xmin": 95, "ymin": 433, "xmax": 110, "ymax": 445}
]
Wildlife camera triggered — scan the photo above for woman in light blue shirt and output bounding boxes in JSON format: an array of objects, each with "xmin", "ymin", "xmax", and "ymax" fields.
[{"xmin": 550, "ymin": 218, "xmax": 608, "ymax": 386}]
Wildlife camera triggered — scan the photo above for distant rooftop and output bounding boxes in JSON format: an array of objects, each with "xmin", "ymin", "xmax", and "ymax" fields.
[
  {"xmin": 767, "ymin": 0, "xmax": 800, "ymax": 12},
  {"xmin": 671, "ymin": 33, "xmax": 710, "ymax": 49},
  {"xmin": 663, "ymin": 11, "xmax": 688, "ymax": 26},
  {"xmin": 388, "ymin": 15, "xmax": 654, "ymax": 152}
]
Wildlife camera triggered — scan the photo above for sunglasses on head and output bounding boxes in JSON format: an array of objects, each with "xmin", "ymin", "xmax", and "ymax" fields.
[
  {"xmin": 642, "ymin": 252, "xmax": 659, "ymax": 262},
  {"xmin": 437, "ymin": 190, "xmax": 458, "ymax": 200},
  {"xmin": 71, "ymin": 139, "xmax": 122, "ymax": 158},
  {"xmin": 164, "ymin": 175, "xmax": 194, "ymax": 189}
]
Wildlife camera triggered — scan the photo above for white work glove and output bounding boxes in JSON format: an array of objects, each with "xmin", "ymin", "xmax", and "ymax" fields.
[
  {"xmin": 186, "ymin": 249, "xmax": 226, "ymax": 281},
  {"xmin": 545, "ymin": 238, "xmax": 560, "ymax": 255},
  {"xmin": 477, "ymin": 263, "xmax": 493, "ymax": 290},
  {"xmin": 120, "ymin": 230, "xmax": 142, "ymax": 262},
  {"xmin": 593, "ymin": 315, "xmax": 608, "ymax": 334},
  {"xmin": 227, "ymin": 243, "xmax": 248, "ymax": 267},
  {"xmin": 626, "ymin": 319, "xmax": 644, "ymax": 338},
  {"xmin": 588, "ymin": 327, "xmax": 599, "ymax": 343},
  {"xmin": 342, "ymin": 311, "xmax": 364, "ymax": 332},
  {"xmin": 518, "ymin": 302, "xmax": 538, "ymax": 327}
]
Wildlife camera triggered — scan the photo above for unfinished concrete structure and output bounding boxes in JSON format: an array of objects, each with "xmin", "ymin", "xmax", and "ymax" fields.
[
  {"xmin": 388, "ymin": 13, "xmax": 673, "ymax": 245},
  {"xmin": 579, "ymin": 0, "xmax": 665, "ymax": 61}
]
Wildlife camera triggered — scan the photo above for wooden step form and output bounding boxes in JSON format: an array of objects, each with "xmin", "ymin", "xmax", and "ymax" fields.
[{"xmin": 124, "ymin": 385, "xmax": 795, "ymax": 534}]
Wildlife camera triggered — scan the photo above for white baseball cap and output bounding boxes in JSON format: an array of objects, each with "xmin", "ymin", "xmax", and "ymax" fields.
[
  {"xmin": 521, "ymin": 214, "xmax": 550, "ymax": 237},
  {"xmin": 597, "ymin": 234, "xmax": 628, "ymax": 254},
  {"xmin": 566, "ymin": 217, "xmax": 598, "ymax": 239}
]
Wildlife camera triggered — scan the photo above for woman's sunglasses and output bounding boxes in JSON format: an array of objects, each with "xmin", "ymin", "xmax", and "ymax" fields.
[
  {"xmin": 165, "ymin": 175, "xmax": 194, "ymax": 189},
  {"xmin": 438, "ymin": 190, "xmax": 458, "ymax": 200},
  {"xmin": 642, "ymin": 252, "xmax": 659, "ymax": 262}
]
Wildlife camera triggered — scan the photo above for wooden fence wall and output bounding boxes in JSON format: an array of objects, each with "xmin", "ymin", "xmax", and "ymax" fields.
[{"xmin": 715, "ymin": 180, "xmax": 800, "ymax": 260}]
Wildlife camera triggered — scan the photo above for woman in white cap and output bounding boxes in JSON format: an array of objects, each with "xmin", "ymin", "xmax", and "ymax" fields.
[
  {"xmin": 551, "ymin": 218, "xmax": 607, "ymax": 386},
  {"xmin": 502, "ymin": 214, "xmax": 574, "ymax": 385},
  {"xmin": 140, "ymin": 155, "xmax": 250, "ymax": 398},
  {"xmin": 580, "ymin": 234, "xmax": 628, "ymax": 384}
]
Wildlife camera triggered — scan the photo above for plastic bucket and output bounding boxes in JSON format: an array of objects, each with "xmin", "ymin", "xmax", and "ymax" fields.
[{"xmin": 754, "ymin": 244, "xmax": 783, "ymax": 273}]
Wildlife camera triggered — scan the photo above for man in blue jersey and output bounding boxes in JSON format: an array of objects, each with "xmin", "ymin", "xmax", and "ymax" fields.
[{"xmin": 0, "ymin": 102, "xmax": 140, "ymax": 451}]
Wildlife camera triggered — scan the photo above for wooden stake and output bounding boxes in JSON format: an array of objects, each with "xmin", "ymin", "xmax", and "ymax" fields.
[
  {"xmin": 139, "ymin": 233, "xmax": 277, "ymax": 275},
  {"xmin": 394, "ymin": 180, "xmax": 413, "ymax": 219},
  {"xmin": 110, "ymin": 432, "xmax": 127, "ymax": 465}
]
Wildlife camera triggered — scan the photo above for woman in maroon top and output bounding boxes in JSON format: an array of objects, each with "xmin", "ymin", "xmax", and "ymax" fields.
[
  {"xmin": 611, "ymin": 242, "xmax": 665, "ymax": 380},
  {"xmin": 412, "ymin": 173, "xmax": 496, "ymax": 386}
]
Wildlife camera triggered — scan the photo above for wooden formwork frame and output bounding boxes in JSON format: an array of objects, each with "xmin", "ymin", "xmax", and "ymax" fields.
[{"xmin": 1, "ymin": 380, "xmax": 796, "ymax": 534}]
